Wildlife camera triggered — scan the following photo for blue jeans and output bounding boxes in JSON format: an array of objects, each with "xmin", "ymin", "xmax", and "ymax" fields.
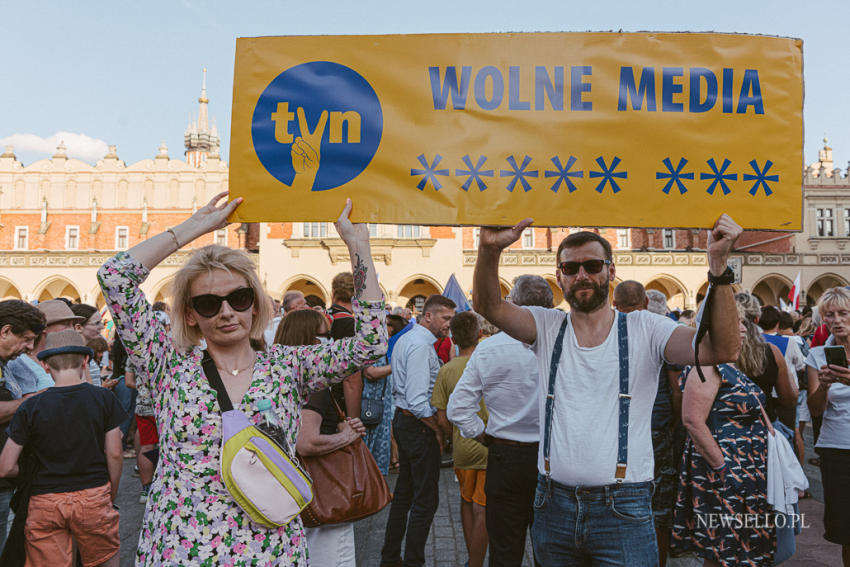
[
  {"xmin": 381, "ymin": 411, "xmax": 440, "ymax": 567},
  {"xmin": 0, "ymin": 488, "xmax": 13, "ymax": 555},
  {"xmin": 531, "ymin": 476, "xmax": 658, "ymax": 566}
]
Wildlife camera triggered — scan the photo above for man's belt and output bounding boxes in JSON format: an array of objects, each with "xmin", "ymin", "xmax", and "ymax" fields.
[{"xmin": 485, "ymin": 434, "xmax": 538, "ymax": 448}]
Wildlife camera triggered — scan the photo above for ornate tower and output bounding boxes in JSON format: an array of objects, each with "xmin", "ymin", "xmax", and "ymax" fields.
[{"xmin": 184, "ymin": 69, "xmax": 221, "ymax": 167}]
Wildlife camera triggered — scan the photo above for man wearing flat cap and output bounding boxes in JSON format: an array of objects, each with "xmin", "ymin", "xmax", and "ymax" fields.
[{"xmin": 0, "ymin": 299, "xmax": 45, "ymax": 554}]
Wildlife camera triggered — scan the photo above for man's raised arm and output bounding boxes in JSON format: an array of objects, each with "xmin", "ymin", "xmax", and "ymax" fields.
[
  {"xmin": 665, "ymin": 214, "xmax": 743, "ymax": 366},
  {"xmin": 472, "ymin": 220, "xmax": 537, "ymax": 346}
]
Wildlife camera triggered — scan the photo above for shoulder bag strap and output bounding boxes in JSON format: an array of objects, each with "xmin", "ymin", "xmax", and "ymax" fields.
[
  {"xmin": 543, "ymin": 314, "xmax": 570, "ymax": 482},
  {"xmin": 328, "ymin": 387, "xmax": 347, "ymax": 421},
  {"xmin": 615, "ymin": 311, "xmax": 630, "ymax": 481},
  {"xmin": 202, "ymin": 350, "xmax": 233, "ymax": 412}
]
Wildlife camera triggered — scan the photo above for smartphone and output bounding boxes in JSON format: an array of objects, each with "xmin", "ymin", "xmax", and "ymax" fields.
[{"xmin": 824, "ymin": 346, "xmax": 848, "ymax": 368}]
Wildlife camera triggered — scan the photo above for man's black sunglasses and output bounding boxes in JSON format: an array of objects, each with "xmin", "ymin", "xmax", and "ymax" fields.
[
  {"xmin": 190, "ymin": 287, "xmax": 255, "ymax": 318},
  {"xmin": 558, "ymin": 260, "xmax": 612, "ymax": 276}
]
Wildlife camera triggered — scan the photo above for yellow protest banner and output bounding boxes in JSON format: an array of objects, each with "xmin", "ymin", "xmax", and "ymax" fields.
[{"xmin": 229, "ymin": 32, "xmax": 803, "ymax": 229}]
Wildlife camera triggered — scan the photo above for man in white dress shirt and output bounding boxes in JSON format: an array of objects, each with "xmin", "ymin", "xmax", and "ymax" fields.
[
  {"xmin": 448, "ymin": 275, "xmax": 552, "ymax": 567},
  {"xmin": 381, "ymin": 294, "xmax": 456, "ymax": 567},
  {"xmin": 473, "ymin": 216, "xmax": 743, "ymax": 566}
]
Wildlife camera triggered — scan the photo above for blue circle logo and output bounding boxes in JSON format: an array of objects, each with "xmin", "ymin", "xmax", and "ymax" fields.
[{"xmin": 252, "ymin": 62, "xmax": 383, "ymax": 191}]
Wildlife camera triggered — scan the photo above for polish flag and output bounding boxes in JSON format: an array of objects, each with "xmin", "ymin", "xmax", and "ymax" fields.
[{"xmin": 787, "ymin": 272, "xmax": 802, "ymax": 311}]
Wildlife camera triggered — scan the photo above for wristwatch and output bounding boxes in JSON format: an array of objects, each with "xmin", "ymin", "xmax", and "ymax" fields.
[{"xmin": 707, "ymin": 266, "xmax": 735, "ymax": 286}]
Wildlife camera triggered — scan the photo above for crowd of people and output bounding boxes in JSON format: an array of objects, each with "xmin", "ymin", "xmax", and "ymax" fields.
[{"xmin": 0, "ymin": 196, "xmax": 846, "ymax": 567}]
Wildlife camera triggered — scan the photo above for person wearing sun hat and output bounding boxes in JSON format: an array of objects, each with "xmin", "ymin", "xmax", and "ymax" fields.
[
  {"xmin": 0, "ymin": 329, "xmax": 126, "ymax": 567},
  {"xmin": 4, "ymin": 299, "xmax": 87, "ymax": 398}
]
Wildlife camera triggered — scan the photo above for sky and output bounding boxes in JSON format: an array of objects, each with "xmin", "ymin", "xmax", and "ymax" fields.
[{"xmin": 1, "ymin": 0, "xmax": 847, "ymax": 168}]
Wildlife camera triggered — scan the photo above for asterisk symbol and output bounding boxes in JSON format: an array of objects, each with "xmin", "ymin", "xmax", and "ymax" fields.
[
  {"xmin": 500, "ymin": 155, "xmax": 538, "ymax": 192},
  {"xmin": 743, "ymin": 159, "xmax": 778, "ymax": 196},
  {"xmin": 656, "ymin": 157, "xmax": 694, "ymax": 195},
  {"xmin": 588, "ymin": 156, "xmax": 627, "ymax": 193},
  {"xmin": 410, "ymin": 154, "xmax": 450, "ymax": 191},
  {"xmin": 545, "ymin": 156, "xmax": 583, "ymax": 193},
  {"xmin": 455, "ymin": 155, "xmax": 494, "ymax": 192},
  {"xmin": 700, "ymin": 158, "xmax": 737, "ymax": 195}
]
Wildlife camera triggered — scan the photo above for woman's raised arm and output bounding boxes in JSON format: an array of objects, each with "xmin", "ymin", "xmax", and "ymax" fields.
[
  {"xmin": 334, "ymin": 199, "xmax": 381, "ymax": 302},
  {"xmin": 128, "ymin": 192, "xmax": 242, "ymax": 270}
]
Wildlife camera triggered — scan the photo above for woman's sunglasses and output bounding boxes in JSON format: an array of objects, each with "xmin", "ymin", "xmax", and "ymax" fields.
[
  {"xmin": 190, "ymin": 287, "xmax": 255, "ymax": 318},
  {"xmin": 557, "ymin": 259, "xmax": 612, "ymax": 276}
]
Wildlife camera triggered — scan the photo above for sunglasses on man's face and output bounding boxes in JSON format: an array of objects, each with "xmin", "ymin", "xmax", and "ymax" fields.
[
  {"xmin": 190, "ymin": 287, "xmax": 255, "ymax": 318},
  {"xmin": 558, "ymin": 259, "xmax": 612, "ymax": 276}
]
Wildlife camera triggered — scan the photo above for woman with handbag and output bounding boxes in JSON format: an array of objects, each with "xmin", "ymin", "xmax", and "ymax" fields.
[
  {"xmin": 671, "ymin": 299, "xmax": 776, "ymax": 566},
  {"xmin": 97, "ymin": 193, "xmax": 387, "ymax": 567},
  {"xmin": 276, "ymin": 308, "xmax": 364, "ymax": 566},
  {"xmin": 805, "ymin": 287, "xmax": 850, "ymax": 567}
]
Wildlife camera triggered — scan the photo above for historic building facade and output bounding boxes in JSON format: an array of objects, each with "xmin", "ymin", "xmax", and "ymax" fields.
[{"xmin": 0, "ymin": 80, "xmax": 847, "ymax": 312}]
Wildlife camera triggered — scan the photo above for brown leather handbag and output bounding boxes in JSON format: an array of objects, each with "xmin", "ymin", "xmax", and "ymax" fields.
[{"xmin": 299, "ymin": 391, "xmax": 392, "ymax": 527}]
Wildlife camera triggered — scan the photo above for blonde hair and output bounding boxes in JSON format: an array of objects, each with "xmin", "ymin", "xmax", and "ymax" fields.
[
  {"xmin": 170, "ymin": 245, "xmax": 271, "ymax": 351},
  {"xmin": 797, "ymin": 317, "xmax": 817, "ymax": 338},
  {"xmin": 735, "ymin": 292, "xmax": 766, "ymax": 378},
  {"xmin": 816, "ymin": 287, "xmax": 850, "ymax": 316}
]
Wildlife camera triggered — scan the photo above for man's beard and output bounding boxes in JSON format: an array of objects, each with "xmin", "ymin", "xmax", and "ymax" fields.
[{"xmin": 565, "ymin": 278, "xmax": 610, "ymax": 313}]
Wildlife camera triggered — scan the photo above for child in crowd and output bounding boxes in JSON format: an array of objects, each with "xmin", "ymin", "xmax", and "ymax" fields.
[{"xmin": 0, "ymin": 329, "xmax": 126, "ymax": 567}]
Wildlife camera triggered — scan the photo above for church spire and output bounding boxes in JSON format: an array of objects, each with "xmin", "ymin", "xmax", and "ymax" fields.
[
  {"xmin": 184, "ymin": 68, "xmax": 220, "ymax": 167},
  {"xmin": 197, "ymin": 68, "xmax": 209, "ymax": 134}
]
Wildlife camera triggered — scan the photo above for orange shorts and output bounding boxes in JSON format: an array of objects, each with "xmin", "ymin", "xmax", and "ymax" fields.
[
  {"xmin": 25, "ymin": 483, "xmax": 120, "ymax": 567},
  {"xmin": 454, "ymin": 468, "xmax": 486, "ymax": 506}
]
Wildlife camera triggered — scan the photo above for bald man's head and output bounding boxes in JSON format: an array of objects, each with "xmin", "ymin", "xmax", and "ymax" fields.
[{"xmin": 613, "ymin": 280, "xmax": 647, "ymax": 313}]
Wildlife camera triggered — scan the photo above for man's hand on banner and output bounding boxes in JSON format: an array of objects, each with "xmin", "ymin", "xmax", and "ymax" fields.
[
  {"xmin": 707, "ymin": 214, "xmax": 743, "ymax": 276},
  {"xmin": 478, "ymin": 218, "xmax": 534, "ymax": 252}
]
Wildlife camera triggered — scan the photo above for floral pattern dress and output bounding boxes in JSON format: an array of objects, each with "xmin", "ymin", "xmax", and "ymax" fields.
[
  {"xmin": 98, "ymin": 252, "xmax": 387, "ymax": 566},
  {"xmin": 671, "ymin": 363, "xmax": 774, "ymax": 567}
]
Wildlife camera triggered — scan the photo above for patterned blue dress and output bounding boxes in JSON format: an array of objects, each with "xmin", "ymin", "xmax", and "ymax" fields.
[
  {"xmin": 671, "ymin": 363, "xmax": 774, "ymax": 567},
  {"xmin": 362, "ymin": 355, "xmax": 393, "ymax": 475}
]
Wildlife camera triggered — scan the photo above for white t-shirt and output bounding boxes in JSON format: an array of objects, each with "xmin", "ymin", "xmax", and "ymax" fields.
[
  {"xmin": 804, "ymin": 338, "xmax": 850, "ymax": 450},
  {"xmin": 526, "ymin": 306, "xmax": 678, "ymax": 486}
]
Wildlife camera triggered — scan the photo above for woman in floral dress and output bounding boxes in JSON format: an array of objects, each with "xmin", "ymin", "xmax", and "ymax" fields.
[
  {"xmin": 671, "ymin": 299, "xmax": 775, "ymax": 566},
  {"xmin": 98, "ymin": 193, "xmax": 387, "ymax": 566}
]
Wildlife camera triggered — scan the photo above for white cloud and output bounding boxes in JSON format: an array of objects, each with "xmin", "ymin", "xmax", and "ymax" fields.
[{"xmin": 0, "ymin": 131, "xmax": 109, "ymax": 163}]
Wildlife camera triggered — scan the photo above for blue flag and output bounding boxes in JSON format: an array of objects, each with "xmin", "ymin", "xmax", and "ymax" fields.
[{"xmin": 443, "ymin": 274, "xmax": 471, "ymax": 312}]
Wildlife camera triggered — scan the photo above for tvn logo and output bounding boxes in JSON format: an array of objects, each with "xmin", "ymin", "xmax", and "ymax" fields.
[{"xmin": 253, "ymin": 61, "xmax": 382, "ymax": 191}]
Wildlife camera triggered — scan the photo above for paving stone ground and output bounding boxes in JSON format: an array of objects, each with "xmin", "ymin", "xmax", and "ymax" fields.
[{"xmin": 116, "ymin": 428, "xmax": 841, "ymax": 566}]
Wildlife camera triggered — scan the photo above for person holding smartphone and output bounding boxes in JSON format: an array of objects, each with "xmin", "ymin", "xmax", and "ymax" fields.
[{"xmin": 805, "ymin": 287, "xmax": 850, "ymax": 567}]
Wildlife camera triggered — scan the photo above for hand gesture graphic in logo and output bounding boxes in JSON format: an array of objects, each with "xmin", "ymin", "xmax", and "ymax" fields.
[{"xmin": 290, "ymin": 108, "xmax": 328, "ymax": 191}]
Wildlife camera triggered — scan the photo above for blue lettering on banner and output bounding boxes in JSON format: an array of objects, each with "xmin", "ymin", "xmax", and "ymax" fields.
[
  {"xmin": 571, "ymin": 66, "xmax": 592, "ymax": 111},
  {"xmin": 722, "ymin": 68, "xmax": 735, "ymax": 113},
  {"xmin": 252, "ymin": 61, "xmax": 382, "ymax": 191},
  {"xmin": 589, "ymin": 156, "xmax": 628, "ymax": 193},
  {"xmin": 661, "ymin": 68, "xmax": 684, "ymax": 112},
  {"xmin": 618, "ymin": 67, "xmax": 656, "ymax": 111},
  {"xmin": 657, "ymin": 157, "xmax": 694, "ymax": 194},
  {"xmin": 430, "ymin": 66, "xmax": 593, "ymax": 111},
  {"xmin": 689, "ymin": 68, "xmax": 718, "ymax": 113},
  {"xmin": 545, "ymin": 156, "xmax": 583, "ymax": 193},
  {"xmin": 429, "ymin": 66, "xmax": 472, "ymax": 110},
  {"xmin": 536, "ymin": 66, "xmax": 564, "ymax": 111},
  {"xmin": 509, "ymin": 67, "xmax": 531, "ymax": 110},
  {"xmin": 475, "ymin": 66, "xmax": 504, "ymax": 110},
  {"xmin": 737, "ymin": 70, "xmax": 765, "ymax": 114}
]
